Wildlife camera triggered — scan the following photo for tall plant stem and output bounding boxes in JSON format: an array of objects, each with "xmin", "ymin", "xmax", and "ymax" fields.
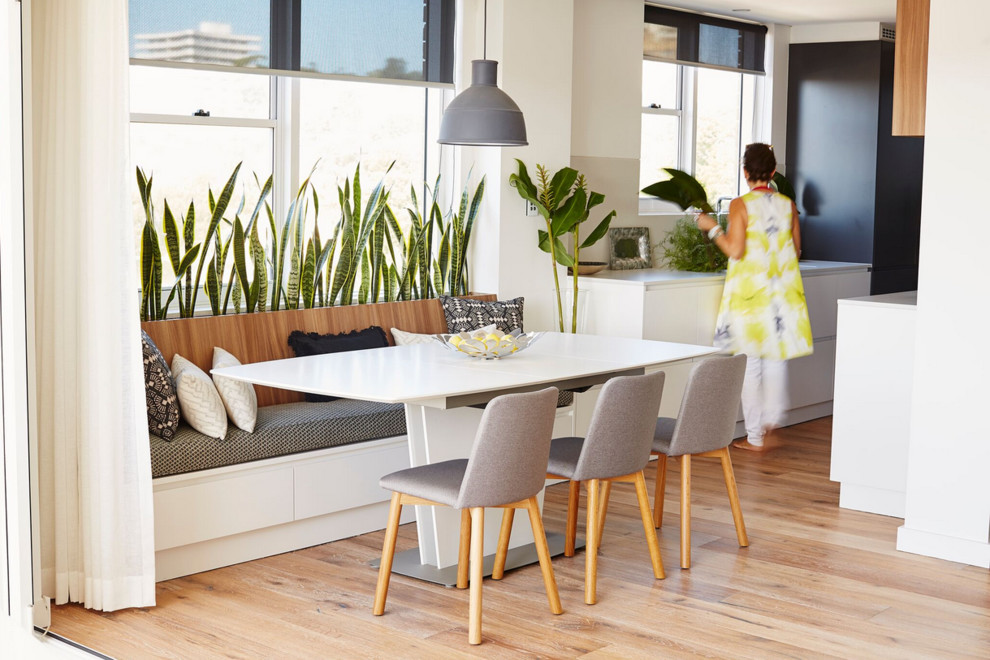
[
  {"xmin": 571, "ymin": 232, "xmax": 581, "ymax": 333},
  {"xmin": 546, "ymin": 217, "xmax": 564, "ymax": 332}
]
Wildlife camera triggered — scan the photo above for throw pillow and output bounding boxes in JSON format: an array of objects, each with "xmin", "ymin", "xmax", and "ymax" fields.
[
  {"xmin": 439, "ymin": 296, "xmax": 524, "ymax": 334},
  {"xmin": 212, "ymin": 347, "xmax": 258, "ymax": 432},
  {"xmin": 141, "ymin": 330, "xmax": 180, "ymax": 441},
  {"xmin": 171, "ymin": 354, "xmax": 228, "ymax": 439},
  {"xmin": 286, "ymin": 326, "xmax": 389, "ymax": 402},
  {"xmin": 391, "ymin": 324, "xmax": 497, "ymax": 346}
]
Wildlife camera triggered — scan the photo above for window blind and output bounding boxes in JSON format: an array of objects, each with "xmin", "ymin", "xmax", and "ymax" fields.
[
  {"xmin": 644, "ymin": 5, "xmax": 766, "ymax": 75},
  {"xmin": 129, "ymin": 0, "xmax": 455, "ymax": 85}
]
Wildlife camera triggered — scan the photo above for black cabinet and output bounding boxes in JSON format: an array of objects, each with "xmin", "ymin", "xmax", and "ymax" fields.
[{"xmin": 786, "ymin": 40, "xmax": 924, "ymax": 294}]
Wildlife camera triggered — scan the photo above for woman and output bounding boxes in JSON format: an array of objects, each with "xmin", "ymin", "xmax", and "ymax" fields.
[{"xmin": 695, "ymin": 143, "xmax": 812, "ymax": 452}]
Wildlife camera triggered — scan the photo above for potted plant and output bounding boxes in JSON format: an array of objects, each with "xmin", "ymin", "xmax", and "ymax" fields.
[{"xmin": 509, "ymin": 160, "xmax": 615, "ymax": 332}]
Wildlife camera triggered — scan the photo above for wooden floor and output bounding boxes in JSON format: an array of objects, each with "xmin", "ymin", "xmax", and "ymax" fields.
[{"xmin": 52, "ymin": 417, "xmax": 990, "ymax": 658}]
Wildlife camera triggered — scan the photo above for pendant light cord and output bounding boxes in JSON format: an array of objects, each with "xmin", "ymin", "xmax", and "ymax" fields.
[{"xmin": 483, "ymin": 0, "xmax": 488, "ymax": 59}]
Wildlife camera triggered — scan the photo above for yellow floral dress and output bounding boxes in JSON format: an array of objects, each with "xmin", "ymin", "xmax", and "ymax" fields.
[{"xmin": 713, "ymin": 189, "xmax": 813, "ymax": 360}]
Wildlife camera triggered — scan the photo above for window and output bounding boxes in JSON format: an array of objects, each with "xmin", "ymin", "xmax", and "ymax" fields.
[
  {"xmin": 128, "ymin": 1, "xmax": 453, "ymax": 312},
  {"xmin": 640, "ymin": 7, "xmax": 764, "ymax": 213}
]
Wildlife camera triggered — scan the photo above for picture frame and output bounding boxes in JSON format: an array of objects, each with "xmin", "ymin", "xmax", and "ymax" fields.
[{"xmin": 608, "ymin": 227, "xmax": 652, "ymax": 270}]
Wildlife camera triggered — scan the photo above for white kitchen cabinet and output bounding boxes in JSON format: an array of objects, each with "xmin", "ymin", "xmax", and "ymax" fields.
[
  {"xmin": 831, "ymin": 291, "xmax": 917, "ymax": 517},
  {"xmin": 580, "ymin": 261, "xmax": 871, "ymax": 427}
]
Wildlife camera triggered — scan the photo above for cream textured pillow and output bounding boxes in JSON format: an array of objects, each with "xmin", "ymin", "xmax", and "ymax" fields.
[
  {"xmin": 171, "ymin": 354, "xmax": 228, "ymax": 440},
  {"xmin": 392, "ymin": 324, "xmax": 498, "ymax": 346},
  {"xmin": 212, "ymin": 347, "xmax": 258, "ymax": 432}
]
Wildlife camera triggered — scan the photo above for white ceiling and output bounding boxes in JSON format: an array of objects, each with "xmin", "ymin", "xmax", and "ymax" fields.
[{"xmin": 652, "ymin": 1, "xmax": 897, "ymax": 26}]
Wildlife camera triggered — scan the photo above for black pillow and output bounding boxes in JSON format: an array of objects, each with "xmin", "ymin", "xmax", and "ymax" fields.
[
  {"xmin": 141, "ymin": 330, "xmax": 181, "ymax": 441},
  {"xmin": 287, "ymin": 326, "xmax": 389, "ymax": 402},
  {"xmin": 439, "ymin": 295, "xmax": 524, "ymax": 334}
]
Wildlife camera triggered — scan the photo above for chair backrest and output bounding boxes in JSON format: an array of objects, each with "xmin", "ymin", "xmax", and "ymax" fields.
[
  {"xmin": 455, "ymin": 387, "xmax": 560, "ymax": 509},
  {"xmin": 668, "ymin": 354, "xmax": 747, "ymax": 456},
  {"xmin": 571, "ymin": 371, "xmax": 666, "ymax": 481}
]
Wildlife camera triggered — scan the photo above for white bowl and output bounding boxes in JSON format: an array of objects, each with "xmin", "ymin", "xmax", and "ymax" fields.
[{"xmin": 434, "ymin": 330, "xmax": 543, "ymax": 359}]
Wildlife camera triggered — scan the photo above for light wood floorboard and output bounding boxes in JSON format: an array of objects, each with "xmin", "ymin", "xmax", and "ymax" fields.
[{"xmin": 51, "ymin": 418, "xmax": 990, "ymax": 658}]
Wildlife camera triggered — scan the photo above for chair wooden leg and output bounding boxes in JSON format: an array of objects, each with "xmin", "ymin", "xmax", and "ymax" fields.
[
  {"xmin": 653, "ymin": 453, "xmax": 667, "ymax": 528},
  {"xmin": 492, "ymin": 508, "xmax": 515, "ymax": 580},
  {"xmin": 525, "ymin": 497, "xmax": 563, "ymax": 615},
  {"xmin": 565, "ymin": 479, "xmax": 580, "ymax": 557},
  {"xmin": 457, "ymin": 508, "xmax": 471, "ymax": 589},
  {"xmin": 718, "ymin": 447, "xmax": 749, "ymax": 547},
  {"xmin": 469, "ymin": 507, "xmax": 484, "ymax": 645},
  {"xmin": 633, "ymin": 471, "xmax": 665, "ymax": 579},
  {"xmin": 680, "ymin": 454, "xmax": 692, "ymax": 569},
  {"xmin": 585, "ymin": 479, "xmax": 600, "ymax": 605},
  {"xmin": 373, "ymin": 492, "xmax": 403, "ymax": 615},
  {"xmin": 597, "ymin": 480, "xmax": 612, "ymax": 541}
]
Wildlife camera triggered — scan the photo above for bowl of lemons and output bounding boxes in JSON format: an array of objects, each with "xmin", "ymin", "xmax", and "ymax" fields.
[{"xmin": 434, "ymin": 329, "xmax": 543, "ymax": 360}]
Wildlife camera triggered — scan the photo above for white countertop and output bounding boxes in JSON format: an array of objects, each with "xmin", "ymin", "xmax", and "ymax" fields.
[
  {"xmin": 838, "ymin": 290, "xmax": 917, "ymax": 309},
  {"xmin": 213, "ymin": 332, "xmax": 717, "ymax": 409},
  {"xmin": 578, "ymin": 260, "xmax": 871, "ymax": 287}
]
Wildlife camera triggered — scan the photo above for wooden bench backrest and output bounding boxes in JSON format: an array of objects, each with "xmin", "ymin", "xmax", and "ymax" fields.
[{"xmin": 141, "ymin": 295, "xmax": 495, "ymax": 406}]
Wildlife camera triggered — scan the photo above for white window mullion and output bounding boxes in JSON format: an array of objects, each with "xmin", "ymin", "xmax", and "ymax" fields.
[
  {"xmin": 273, "ymin": 75, "xmax": 299, "ymax": 234},
  {"xmin": 681, "ymin": 66, "xmax": 698, "ymax": 176}
]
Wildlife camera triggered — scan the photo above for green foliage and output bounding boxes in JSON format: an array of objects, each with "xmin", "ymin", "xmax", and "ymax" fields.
[
  {"xmin": 771, "ymin": 171, "xmax": 796, "ymax": 203},
  {"xmin": 657, "ymin": 215, "xmax": 729, "ymax": 273},
  {"xmin": 510, "ymin": 162, "xmax": 614, "ymax": 332},
  {"xmin": 136, "ymin": 162, "xmax": 482, "ymax": 319},
  {"xmin": 641, "ymin": 168, "xmax": 715, "ymax": 215}
]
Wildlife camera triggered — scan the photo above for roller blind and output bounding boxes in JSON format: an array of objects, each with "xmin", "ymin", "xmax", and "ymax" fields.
[
  {"xmin": 129, "ymin": 0, "xmax": 455, "ymax": 85},
  {"xmin": 644, "ymin": 5, "xmax": 766, "ymax": 75}
]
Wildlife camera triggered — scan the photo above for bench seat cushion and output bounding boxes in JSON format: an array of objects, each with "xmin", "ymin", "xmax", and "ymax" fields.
[{"xmin": 151, "ymin": 400, "xmax": 407, "ymax": 478}]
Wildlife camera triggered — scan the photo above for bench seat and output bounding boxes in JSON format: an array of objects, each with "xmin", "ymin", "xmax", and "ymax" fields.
[{"xmin": 151, "ymin": 399, "xmax": 407, "ymax": 478}]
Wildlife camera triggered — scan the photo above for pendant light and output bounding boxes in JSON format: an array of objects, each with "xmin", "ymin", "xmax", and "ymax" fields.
[{"xmin": 437, "ymin": 0, "xmax": 527, "ymax": 146}]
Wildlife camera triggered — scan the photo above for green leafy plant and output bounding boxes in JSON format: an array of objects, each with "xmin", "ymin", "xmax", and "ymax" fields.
[
  {"xmin": 642, "ymin": 168, "xmax": 723, "ymax": 272},
  {"xmin": 137, "ymin": 162, "xmax": 483, "ymax": 319},
  {"xmin": 509, "ymin": 161, "xmax": 614, "ymax": 332},
  {"xmin": 641, "ymin": 167, "xmax": 715, "ymax": 214},
  {"xmin": 656, "ymin": 215, "xmax": 729, "ymax": 272}
]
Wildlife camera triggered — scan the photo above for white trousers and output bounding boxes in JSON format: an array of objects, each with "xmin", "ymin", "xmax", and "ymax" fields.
[{"xmin": 741, "ymin": 355, "xmax": 788, "ymax": 445}]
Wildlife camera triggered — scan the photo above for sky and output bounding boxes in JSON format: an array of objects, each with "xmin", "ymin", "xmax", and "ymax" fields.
[{"xmin": 129, "ymin": 0, "xmax": 426, "ymax": 76}]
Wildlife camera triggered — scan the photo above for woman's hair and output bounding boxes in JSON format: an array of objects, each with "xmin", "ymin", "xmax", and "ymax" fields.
[{"xmin": 743, "ymin": 143, "xmax": 776, "ymax": 183}]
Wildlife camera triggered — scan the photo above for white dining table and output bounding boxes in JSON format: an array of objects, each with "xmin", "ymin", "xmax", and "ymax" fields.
[{"xmin": 213, "ymin": 331, "xmax": 717, "ymax": 584}]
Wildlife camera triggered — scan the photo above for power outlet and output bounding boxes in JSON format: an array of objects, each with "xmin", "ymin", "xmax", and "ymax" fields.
[{"xmin": 525, "ymin": 200, "xmax": 539, "ymax": 216}]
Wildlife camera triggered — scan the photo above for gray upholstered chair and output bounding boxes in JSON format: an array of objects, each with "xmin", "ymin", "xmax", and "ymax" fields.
[
  {"xmin": 545, "ymin": 371, "xmax": 666, "ymax": 605},
  {"xmin": 652, "ymin": 354, "xmax": 749, "ymax": 569},
  {"xmin": 373, "ymin": 387, "xmax": 562, "ymax": 646}
]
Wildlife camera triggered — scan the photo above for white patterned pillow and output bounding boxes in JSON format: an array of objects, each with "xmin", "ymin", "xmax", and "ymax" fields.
[
  {"xmin": 171, "ymin": 354, "xmax": 228, "ymax": 440},
  {"xmin": 391, "ymin": 324, "xmax": 497, "ymax": 346},
  {"xmin": 212, "ymin": 347, "xmax": 258, "ymax": 432}
]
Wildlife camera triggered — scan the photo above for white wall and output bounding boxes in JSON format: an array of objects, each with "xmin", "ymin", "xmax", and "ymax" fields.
[
  {"xmin": 461, "ymin": 0, "xmax": 575, "ymax": 332},
  {"xmin": 897, "ymin": 0, "xmax": 990, "ymax": 568},
  {"xmin": 570, "ymin": 0, "xmax": 643, "ymax": 264}
]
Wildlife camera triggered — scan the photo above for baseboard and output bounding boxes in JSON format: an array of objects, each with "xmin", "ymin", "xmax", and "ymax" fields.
[
  {"xmin": 896, "ymin": 525, "xmax": 990, "ymax": 568},
  {"xmin": 733, "ymin": 401, "xmax": 833, "ymax": 438},
  {"xmin": 155, "ymin": 501, "xmax": 415, "ymax": 581},
  {"xmin": 838, "ymin": 483, "xmax": 905, "ymax": 518}
]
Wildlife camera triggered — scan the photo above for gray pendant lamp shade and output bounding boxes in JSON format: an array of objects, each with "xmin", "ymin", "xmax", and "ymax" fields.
[{"xmin": 437, "ymin": 59, "xmax": 528, "ymax": 146}]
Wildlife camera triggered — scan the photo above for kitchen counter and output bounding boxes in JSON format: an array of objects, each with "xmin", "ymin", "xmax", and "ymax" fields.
[{"xmin": 578, "ymin": 260, "xmax": 870, "ymax": 288}]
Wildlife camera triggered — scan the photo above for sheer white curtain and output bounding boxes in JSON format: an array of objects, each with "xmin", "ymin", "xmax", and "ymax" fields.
[{"xmin": 31, "ymin": 0, "xmax": 156, "ymax": 610}]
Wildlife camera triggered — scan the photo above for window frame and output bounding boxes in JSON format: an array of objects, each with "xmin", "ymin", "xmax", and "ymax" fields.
[
  {"xmin": 128, "ymin": 61, "xmax": 453, "ymax": 313},
  {"xmin": 639, "ymin": 60, "xmax": 762, "ymax": 215}
]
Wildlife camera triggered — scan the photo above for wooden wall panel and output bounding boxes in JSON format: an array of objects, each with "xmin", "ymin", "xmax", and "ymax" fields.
[
  {"xmin": 893, "ymin": 0, "xmax": 929, "ymax": 136},
  {"xmin": 142, "ymin": 295, "xmax": 495, "ymax": 406}
]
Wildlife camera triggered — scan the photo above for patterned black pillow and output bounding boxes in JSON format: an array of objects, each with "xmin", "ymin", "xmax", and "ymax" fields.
[
  {"xmin": 287, "ymin": 326, "xmax": 389, "ymax": 402},
  {"xmin": 439, "ymin": 296, "xmax": 524, "ymax": 334},
  {"xmin": 141, "ymin": 330, "xmax": 180, "ymax": 441}
]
